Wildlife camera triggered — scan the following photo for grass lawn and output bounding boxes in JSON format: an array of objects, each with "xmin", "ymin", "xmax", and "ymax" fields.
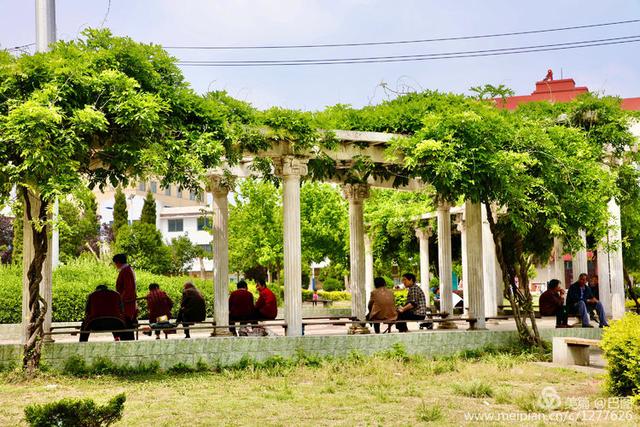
[{"xmin": 0, "ymin": 350, "xmax": 632, "ymax": 426}]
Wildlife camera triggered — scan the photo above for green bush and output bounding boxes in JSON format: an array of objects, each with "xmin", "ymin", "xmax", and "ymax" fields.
[
  {"xmin": 393, "ymin": 289, "xmax": 407, "ymax": 306},
  {"xmin": 0, "ymin": 258, "xmax": 211, "ymax": 323},
  {"xmin": 601, "ymin": 312, "xmax": 640, "ymax": 396},
  {"xmin": 302, "ymin": 289, "xmax": 350, "ymax": 302},
  {"xmin": 321, "ymin": 277, "xmax": 343, "ymax": 291},
  {"xmin": 24, "ymin": 393, "xmax": 126, "ymax": 427}
]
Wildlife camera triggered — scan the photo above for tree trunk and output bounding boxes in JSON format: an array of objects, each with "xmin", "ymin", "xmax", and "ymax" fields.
[
  {"xmin": 484, "ymin": 203, "xmax": 543, "ymax": 349},
  {"xmin": 22, "ymin": 188, "xmax": 49, "ymax": 375},
  {"xmin": 623, "ymin": 268, "xmax": 640, "ymax": 314}
]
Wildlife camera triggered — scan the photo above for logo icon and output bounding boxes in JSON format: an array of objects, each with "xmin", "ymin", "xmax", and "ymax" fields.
[{"xmin": 538, "ymin": 386, "xmax": 561, "ymax": 410}]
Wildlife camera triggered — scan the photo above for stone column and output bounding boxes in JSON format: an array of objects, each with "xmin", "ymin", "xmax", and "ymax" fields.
[
  {"xmin": 364, "ymin": 233, "xmax": 374, "ymax": 308},
  {"xmin": 464, "ymin": 201, "xmax": 486, "ymax": 330},
  {"xmin": 276, "ymin": 156, "xmax": 308, "ymax": 336},
  {"xmin": 552, "ymin": 237, "xmax": 565, "ymax": 285},
  {"xmin": 415, "ymin": 226, "xmax": 433, "ymax": 305},
  {"xmin": 572, "ymin": 230, "xmax": 588, "ymax": 281},
  {"xmin": 343, "ymin": 183, "xmax": 370, "ymax": 334},
  {"xmin": 481, "ymin": 206, "xmax": 498, "ymax": 318},
  {"xmin": 436, "ymin": 201, "xmax": 456, "ymax": 328},
  {"xmin": 598, "ymin": 198, "xmax": 625, "ymax": 319},
  {"xmin": 453, "ymin": 215, "xmax": 468, "ymax": 314},
  {"xmin": 210, "ymin": 175, "xmax": 233, "ymax": 336}
]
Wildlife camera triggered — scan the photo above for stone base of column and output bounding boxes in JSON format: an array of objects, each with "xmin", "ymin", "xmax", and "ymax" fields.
[
  {"xmin": 437, "ymin": 320, "xmax": 458, "ymax": 330},
  {"xmin": 348, "ymin": 324, "xmax": 371, "ymax": 335},
  {"xmin": 210, "ymin": 328, "xmax": 234, "ymax": 337}
]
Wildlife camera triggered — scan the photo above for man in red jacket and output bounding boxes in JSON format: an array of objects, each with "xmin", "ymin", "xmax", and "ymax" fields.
[
  {"xmin": 254, "ymin": 278, "xmax": 277, "ymax": 320},
  {"xmin": 228, "ymin": 280, "xmax": 255, "ymax": 336},
  {"xmin": 113, "ymin": 253, "xmax": 137, "ymax": 340},
  {"xmin": 146, "ymin": 283, "xmax": 174, "ymax": 339}
]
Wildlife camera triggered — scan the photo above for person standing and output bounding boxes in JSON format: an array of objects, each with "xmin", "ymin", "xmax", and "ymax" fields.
[
  {"xmin": 113, "ymin": 253, "xmax": 137, "ymax": 340},
  {"xmin": 539, "ymin": 279, "xmax": 568, "ymax": 328},
  {"xmin": 228, "ymin": 280, "xmax": 255, "ymax": 335},
  {"xmin": 396, "ymin": 273, "xmax": 428, "ymax": 332},
  {"xmin": 367, "ymin": 277, "xmax": 397, "ymax": 333},
  {"xmin": 176, "ymin": 282, "xmax": 206, "ymax": 338},
  {"xmin": 254, "ymin": 278, "xmax": 277, "ymax": 320}
]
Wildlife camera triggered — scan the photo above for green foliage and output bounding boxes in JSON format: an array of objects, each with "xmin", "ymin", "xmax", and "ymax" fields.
[
  {"xmin": 416, "ymin": 404, "xmax": 443, "ymax": 423},
  {"xmin": 601, "ymin": 313, "xmax": 640, "ymax": 396},
  {"xmin": 58, "ymin": 187, "xmax": 100, "ymax": 262},
  {"xmin": 24, "ymin": 393, "xmax": 125, "ymax": 427},
  {"xmin": 168, "ymin": 235, "xmax": 199, "ymax": 275},
  {"xmin": 114, "ymin": 222, "xmax": 171, "ymax": 275},
  {"xmin": 452, "ymin": 380, "xmax": 494, "ymax": 398},
  {"xmin": 301, "ymin": 289, "xmax": 350, "ymax": 301},
  {"xmin": 63, "ymin": 355, "xmax": 160, "ymax": 377},
  {"xmin": 365, "ymin": 188, "xmax": 433, "ymax": 274},
  {"xmin": 112, "ymin": 187, "xmax": 128, "ymax": 240},
  {"xmin": 140, "ymin": 191, "xmax": 157, "ymax": 225},
  {"xmin": 320, "ymin": 277, "xmax": 343, "ymax": 292},
  {"xmin": 393, "ymin": 289, "xmax": 407, "ymax": 306}
]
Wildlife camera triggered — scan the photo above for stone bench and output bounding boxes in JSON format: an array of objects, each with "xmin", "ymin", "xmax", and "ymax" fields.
[{"xmin": 552, "ymin": 336, "xmax": 601, "ymax": 366}]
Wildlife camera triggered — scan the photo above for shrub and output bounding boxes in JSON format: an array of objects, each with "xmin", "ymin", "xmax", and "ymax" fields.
[
  {"xmin": 301, "ymin": 289, "xmax": 350, "ymax": 302},
  {"xmin": 24, "ymin": 393, "xmax": 126, "ymax": 427},
  {"xmin": 393, "ymin": 289, "xmax": 407, "ymax": 306},
  {"xmin": 417, "ymin": 404, "xmax": 442, "ymax": 422},
  {"xmin": 601, "ymin": 312, "xmax": 640, "ymax": 396},
  {"xmin": 321, "ymin": 277, "xmax": 343, "ymax": 291}
]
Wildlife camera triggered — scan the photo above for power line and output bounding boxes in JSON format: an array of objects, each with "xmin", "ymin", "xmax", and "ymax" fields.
[
  {"xmin": 5, "ymin": 43, "xmax": 35, "ymax": 51},
  {"xmin": 176, "ymin": 35, "xmax": 640, "ymax": 67},
  {"xmin": 165, "ymin": 18, "xmax": 640, "ymax": 50}
]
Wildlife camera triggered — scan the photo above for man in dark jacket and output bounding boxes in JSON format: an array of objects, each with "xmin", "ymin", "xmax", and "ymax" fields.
[
  {"xmin": 80, "ymin": 285, "xmax": 126, "ymax": 342},
  {"xmin": 176, "ymin": 282, "xmax": 206, "ymax": 338},
  {"xmin": 229, "ymin": 280, "xmax": 255, "ymax": 335},
  {"xmin": 566, "ymin": 273, "xmax": 609, "ymax": 328},
  {"xmin": 539, "ymin": 279, "xmax": 568, "ymax": 327},
  {"xmin": 254, "ymin": 278, "xmax": 277, "ymax": 320}
]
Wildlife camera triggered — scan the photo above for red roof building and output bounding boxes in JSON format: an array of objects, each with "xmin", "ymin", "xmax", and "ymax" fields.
[{"xmin": 494, "ymin": 69, "xmax": 640, "ymax": 111}]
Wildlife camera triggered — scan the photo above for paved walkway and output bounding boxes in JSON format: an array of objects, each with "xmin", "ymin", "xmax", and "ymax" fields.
[{"xmin": 0, "ymin": 317, "xmax": 605, "ymax": 344}]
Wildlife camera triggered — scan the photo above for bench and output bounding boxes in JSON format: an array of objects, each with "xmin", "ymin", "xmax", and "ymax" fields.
[
  {"xmin": 301, "ymin": 316, "xmax": 478, "ymax": 334},
  {"xmin": 552, "ymin": 337, "xmax": 601, "ymax": 366}
]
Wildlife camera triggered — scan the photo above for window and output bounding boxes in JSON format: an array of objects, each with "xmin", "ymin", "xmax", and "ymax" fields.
[
  {"xmin": 150, "ymin": 181, "xmax": 157, "ymax": 193},
  {"xmin": 138, "ymin": 182, "xmax": 146, "ymax": 192},
  {"xmin": 176, "ymin": 188, "xmax": 183, "ymax": 198},
  {"xmin": 198, "ymin": 244, "xmax": 212, "ymax": 254},
  {"xmin": 168, "ymin": 219, "xmax": 183, "ymax": 232},
  {"xmin": 189, "ymin": 191, "xmax": 197, "ymax": 201},
  {"xmin": 197, "ymin": 217, "xmax": 212, "ymax": 231},
  {"xmin": 164, "ymin": 186, "xmax": 171, "ymax": 196}
]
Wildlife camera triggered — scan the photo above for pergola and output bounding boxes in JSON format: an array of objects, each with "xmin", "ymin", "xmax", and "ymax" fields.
[
  {"xmin": 23, "ymin": 128, "xmax": 630, "ymax": 341},
  {"xmin": 206, "ymin": 130, "xmax": 492, "ymax": 336}
]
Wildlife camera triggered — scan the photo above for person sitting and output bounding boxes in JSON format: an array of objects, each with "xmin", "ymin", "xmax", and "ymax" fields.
[
  {"xmin": 228, "ymin": 280, "xmax": 255, "ymax": 336},
  {"xmin": 367, "ymin": 277, "xmax": 397, "ymax": 333},
  {"xmin": 254, "ymin": 278, "xmax": 277, "ymax": 320},
  {"xmin": 566, "ymin": 273, "xmax": 609, "ymax": 328},
  {"xmin": 176, "ymin": 282, "xmax": 206, "ymax": 338},
  {"xmin": 588, "ymin": 274, "xmax": 600, "ymax": 321},
  {"xmin": 396, "ymin": 273, "xmax": 428, "ymax": 333},
  {"xmin": 539, "ymin": 279, "xmax": 568, "ymax": 328},
  {"xmin": 79, "ymin": 284, "xmax": 126, "ymax": 342},
  {"xmin": 145, "ymin": 283, "xmax": 174, "ymax": 339}
]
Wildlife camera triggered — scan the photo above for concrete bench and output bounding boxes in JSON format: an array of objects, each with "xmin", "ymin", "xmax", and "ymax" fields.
[{"xmin": 552, "ymin": 337, "xmax": 601, "ymax": 366}]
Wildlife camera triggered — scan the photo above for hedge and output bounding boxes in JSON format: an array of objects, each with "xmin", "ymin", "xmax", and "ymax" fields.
[
  {"xmin": 601, "ymin": 312, "xmax": 640, "ymax": 396},
  {"xmin": 0, "ymin": 259, "xmax": 352, "ymax": 323}
]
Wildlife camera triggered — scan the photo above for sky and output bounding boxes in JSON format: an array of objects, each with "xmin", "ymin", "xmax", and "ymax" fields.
[{"xmin": 1, "ymin": 0, "xmax": 640, "ymax": 110}]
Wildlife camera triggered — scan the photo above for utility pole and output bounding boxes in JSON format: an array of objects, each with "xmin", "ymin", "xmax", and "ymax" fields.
[{"xmin": 23, "ymin": 0, "xmax": 57, "ymax": 343}]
